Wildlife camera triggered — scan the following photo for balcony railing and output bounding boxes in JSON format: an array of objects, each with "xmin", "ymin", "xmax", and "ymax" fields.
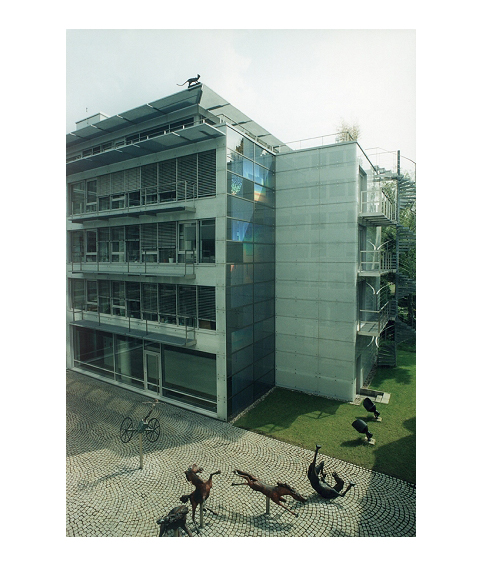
[
  {"xmin": 359, "ymin": 189, "xmax": 396, "ymax": 225},
  {"xmin": 69, "ymin": 181, "xmax": 198, "ymax": 220},
  {"xmin": 359, "ymin": 249, "xmax": 396, "ymax": 275},
  {"xmin": 358, "ymin": 301, "xmax": 390, "ymax": 337},
  {"xmin": 70, "ymin": 253, "xmax": 196, "ymax": 278},
  {"xmin": 71, "ymin": 305, "xmax": 197, "ymax": 347}
]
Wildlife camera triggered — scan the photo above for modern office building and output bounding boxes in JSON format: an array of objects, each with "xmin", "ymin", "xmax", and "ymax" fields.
[{"xmin": 66, "ymin": 83, "xmax": 414, "ymax": 421}]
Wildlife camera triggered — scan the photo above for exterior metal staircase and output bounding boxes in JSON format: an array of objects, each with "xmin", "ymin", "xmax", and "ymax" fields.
[
  {"xmin": 397, "ymin": 273, "xmax": 416, "ymax": 298},
  {"xmin": 375, "ymin": 152, "xmax": 416, "ymax": 367},
  {"xmin": 377, "ymin": 339, "xmax": 397, "ymax": 367},
  {"xmin": 398, "ymin": 226, "xmax": 416, "ymax": 252}
]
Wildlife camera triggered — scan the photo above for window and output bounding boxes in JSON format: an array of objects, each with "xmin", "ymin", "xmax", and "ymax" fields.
[
  {"xmin": 110, "ymin": 227, "xmax": 125, "ymax": 262},
  {"xmin": 198, "ymin": 286, "xmax": 216, "ymax": 330},
  {"xmin": 178, "ymin": 222, "xmax": 197, "ymax": 264},
  {"xmin": 112, "ymin": 281, "xmax": 126, "ymax": 316},
  {"xmin": 200, "ymin": 219, "xmax": 215, "ymax": 263},
  {"xmin": 86, "ymin": 180, "xmax": 97, "ymax": 212},
  {"xmin": 141, "ymin": 223, "xmax": 158, "ymax": 263},
  {"xmin": 70, "ymin": 182, "xmax": 84, "ymax": 215},
  {"xmin": 71, "ymin": 231, "xmax": 84, "ymax": 262},
  {"xmin": 163, "ymin": 346, "xmax": 216, "ymax": 412},
  {"xmin": 71, "ymin": 279, "xmax": 85, "ymax": 309},
  {"xmin": 142, "ymin": 283, "xmax": 158, "ymax": 321},
  {"xmin": 158, "ymin": 222, "xmax": 176, "ymax": 263},
  {"xmin": 86, "ymin": 280, "xmax": 97, "ymax": 312},
  {"xmin": 86, "ymin": 231, "xmax": 97, "ymax": 262},
  {"xmin": 126, "ymin": 282, "xmax": 141, "ymax": 319},
  {"xmin": 98, "ymin": 228, "xmax": 110, "ymax": 262},
  {"xmin": 178, "ymin": 285, "xmax": 197, "ymax": 327},
  {"xmin": 98, "ymin": 280, "xmax": 111, "ymax": 314},
  {"xmin": 126, "ymin": 225, "xmax": 140, "ymax": 262},
  {"xmin": 159, "ymin": 284, "xmax": 177, "ymax": 324}
]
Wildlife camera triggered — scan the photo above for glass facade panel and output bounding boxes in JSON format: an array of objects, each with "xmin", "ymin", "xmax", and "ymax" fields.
[
  {"xmin": 73, "ymin": 327, "xmax": 114, "ymax": 379},
  {"xmin": 163, "ymin": 346, "xmax": 216, "ymax": 410},
  {"xmin": 228, "ymin": 325, "xmax": 253, "ymax": 353},
  {"xmin": 228, "ymin": 196, "xmax": 254, "ymax": 222},
  {"xmin": 228, "ymin": 219, "xmax": 253, "ymax": 242},
  {"xmin": 115, "ymin": 335, "xmax": 143, "ymax": 387},
  {"xmin": 226, "ymin": 128, "xmax": 244, "ymax": 154},
  {"xmin": 226, "ymin": 264, "xmax": 254, "ymax": 286},
  {"xmin": 227, "ymin": 172, "xmax": 254, "ymax": 200},
  {"xmin": 225, "ymin": 125, "xmax": 276, "ymax": 418}
]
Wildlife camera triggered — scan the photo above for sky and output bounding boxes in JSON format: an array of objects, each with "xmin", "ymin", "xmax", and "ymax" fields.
[{"xmin": 66, "ymin": 29, "xmax": 415, "ymax": 174}]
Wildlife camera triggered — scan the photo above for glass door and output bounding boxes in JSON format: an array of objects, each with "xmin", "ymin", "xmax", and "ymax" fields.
[{"xmin": 144, "ymin": 351, "xmax": 160, "ymax": 393}]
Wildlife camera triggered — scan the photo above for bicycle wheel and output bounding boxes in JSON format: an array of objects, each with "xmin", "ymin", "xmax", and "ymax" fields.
[
  {"xmin": 146, "ymin": 418, "xmax": 160, "ymax": 443},
  {"xmin": 120, "ymin": 417, "xmax": 134, "ymax": 443}
]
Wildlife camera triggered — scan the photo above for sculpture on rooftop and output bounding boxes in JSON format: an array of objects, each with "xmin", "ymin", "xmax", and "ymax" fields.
[
  {"xmin": 231, "ymin": 470, "xmax": 306, "ymax": 517},
  {"xmin": 177, "ymin": 74, "xmax": 201, "ymax": 87},
  {"xmin": 308, "ymin": 445, "xmax": 355, "ymax": 499},
  {"xmin": 180, "ymin": 464, "xmax": 220, "ymax": 523},
  {"xmin": 156, "ymin": 505, "xmax": 192, "ymax": 537}
]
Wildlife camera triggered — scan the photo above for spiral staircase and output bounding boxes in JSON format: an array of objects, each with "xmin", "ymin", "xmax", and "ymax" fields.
[{"xmin": 377, "ymin": 166, "xmax": 416, "ymax": 367}]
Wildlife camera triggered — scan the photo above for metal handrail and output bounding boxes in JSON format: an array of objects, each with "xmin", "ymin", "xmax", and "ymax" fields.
[
  {"xmin": 359, "ymin": 189, "xmax": 396, "ymax": 221},
  {"xmin": 359, "ymin": 301, "xmax": 390, "ymax": 335},
  {"xmin": 359, "ymin": 249, "xmax": 395, "ymax": 272},
  {"xmin": 69, "ymin": 180, "xmax": 196, "ymax": 218},
  {"xmin": 274, "ymin": 131, "xmax": 355, "ymax": 153},
  {"xmin": 73, "ymin": 301, "xmax": 197, "ymax": 345}
]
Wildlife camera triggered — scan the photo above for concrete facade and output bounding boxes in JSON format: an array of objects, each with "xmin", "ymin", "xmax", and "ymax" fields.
[{"xmin": 66, "ymin": 83, "xmax": 395, "ymax": 420}]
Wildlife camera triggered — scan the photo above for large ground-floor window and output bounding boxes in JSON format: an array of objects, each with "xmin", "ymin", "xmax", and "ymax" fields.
[
  {"xmin": 163, "ymin": 346, "xmax": 217, "ymax": 412},
  {"xmin": 72, "ymin": 326, "xmax": 217, "ymax": 412}
]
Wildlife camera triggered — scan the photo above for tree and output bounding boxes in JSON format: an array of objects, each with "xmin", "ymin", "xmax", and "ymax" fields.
[{"xmin": 335, "ymin": 120, "xmax": 360, "ymax": 142}]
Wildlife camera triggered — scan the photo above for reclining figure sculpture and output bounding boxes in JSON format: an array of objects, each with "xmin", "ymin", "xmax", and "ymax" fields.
[
  {"xmin": 232, "ymin": 469, "xmax": 306, "ymax": 517},
  {"xmin": 180, "ymin": 464, "xmax": 221, "ymax": 523},
  {"xmin": 156, "ymin": 505, "xmax": 192, "ymax": 537},
  {"xmin": 308, "ymin": 445, "xmax": 355, "ymax": 499}
]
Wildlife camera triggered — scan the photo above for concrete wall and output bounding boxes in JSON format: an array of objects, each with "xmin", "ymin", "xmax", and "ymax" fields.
[{"xmin": 275, "ymin": 143, "xmax": 359, "ymax": 401}]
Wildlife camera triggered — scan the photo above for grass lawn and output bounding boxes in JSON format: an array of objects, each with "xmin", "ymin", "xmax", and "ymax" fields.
[{"xmin": 234, "ymin": 347, "xmax": 416, "ymax": 484}]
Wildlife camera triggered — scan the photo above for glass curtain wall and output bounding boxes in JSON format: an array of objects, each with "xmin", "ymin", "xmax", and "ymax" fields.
[
  {"xmin": 72, "ymin": 327, "xmax": 217, "ymax": 412},
  {"xmin": 226, "ymin": 127, "xmax": 275, "ymax": 417}
]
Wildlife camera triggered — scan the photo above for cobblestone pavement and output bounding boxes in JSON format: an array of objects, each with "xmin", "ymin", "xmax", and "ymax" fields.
[{"xmin": 66, "ymin": 371, "xmax": 416, "ymax": 537}]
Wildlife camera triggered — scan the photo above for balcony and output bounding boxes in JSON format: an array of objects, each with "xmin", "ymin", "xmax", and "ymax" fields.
[
  {"xmin": 66, "ymin": 119, "xmax": 224, "ymax": 176},
  {"xmin": 358, "ymin": 301, "xmax": 391, "ymax": 337},
  {"xmin": 70, "ymin": 307, "xmax": 197, "ymax": 348},
  {"xmin": 69, "ymin": 255, "xmax": 196, "ymax": 279},
  {"xmin": 359, "ymin": 248, "xmax": 396, "ymax": 277},
  {"xmin": 69, "ymin": 182, "xmax": 197, "ymax": 224},
  {"xmin": 359, "ymin": 189, "xmax": 396, "ymax": 226}
]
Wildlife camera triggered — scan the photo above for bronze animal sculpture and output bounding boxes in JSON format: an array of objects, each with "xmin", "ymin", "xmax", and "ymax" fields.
[
  {"xmin": 307, "ymin": 445, "xmax": 355, "ymax": 499},
  {"xmin": 156, "ymin": 505, "xmax": 192, "ymax": 537},
  {"xmin": 177, "ymin": 74, "xmax": 200, "ymax": 87},
  {"xmin": 231, "ymin": 470, "xmax": 306, "ymax": 517},
  {"xmin": 180, "ymin": 464, "xmax": 220, "ymax": 523}
]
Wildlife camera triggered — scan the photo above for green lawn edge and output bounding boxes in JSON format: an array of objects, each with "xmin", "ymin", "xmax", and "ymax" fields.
[{"xmin": 233, "ymin": 348, "xmax": 416, "ymax": 484}]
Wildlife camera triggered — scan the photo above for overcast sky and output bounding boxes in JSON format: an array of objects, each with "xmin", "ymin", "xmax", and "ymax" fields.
[{"xmin": 67, "ymin": 29, "xmax": 415, "ymax": 173}]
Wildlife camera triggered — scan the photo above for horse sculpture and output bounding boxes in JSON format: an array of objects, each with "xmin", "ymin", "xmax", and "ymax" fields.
[
  {"xmin": 308, "ymin": 445, "xmax": 355, "ymax": 499},
  {"xmin": 156, "ymin": 505, "xmax": 192, "ymax": 537},
  {"xmin": 231, "ymin": 470, "xmax": 306, "ymax": 517},
  {"xmin": 180, "ymin": 464, "xmax": 221, "ymax": 523}
]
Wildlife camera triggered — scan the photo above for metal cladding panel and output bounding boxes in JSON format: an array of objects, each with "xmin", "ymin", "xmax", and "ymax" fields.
[
  {"xmin": 71, "ymin": 125, "xmax": 105, "ymax": 140},
  {"xmin": 117, "ymin": 105, "xmax": 162, "ymax": 123}
]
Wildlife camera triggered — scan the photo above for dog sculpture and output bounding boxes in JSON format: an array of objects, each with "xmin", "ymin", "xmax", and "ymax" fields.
[{"xmin": 156, "ymin": 505, "xmax": 192, "ymax": 537}]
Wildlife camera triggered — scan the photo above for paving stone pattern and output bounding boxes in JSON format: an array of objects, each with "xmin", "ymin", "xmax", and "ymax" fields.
[{"xmin": 66, "ymin": 371, "xmax": 416, "ymax": 537}]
